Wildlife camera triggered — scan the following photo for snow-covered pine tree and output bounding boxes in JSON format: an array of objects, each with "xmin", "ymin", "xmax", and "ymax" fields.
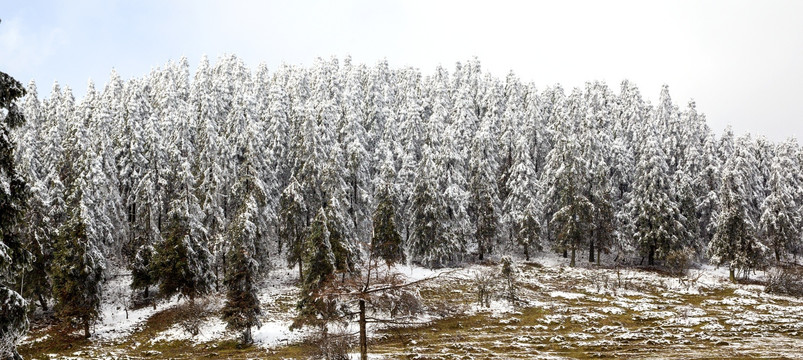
[
  {"xmin": 13, "ymin": 81, "xmax": 54, "ymax": 311},
  {"xmin": 543, "ymin": 133, "xmax": 593, "ymax": 267},
  {"xmin": 319, "ymin": 140, "xmax": 359, "ymax": 275},
  {"xmin": 279, "ymin": 176, "xmax": 308, "ymax": 280},
  {"xmin": 435, "ymin": 113, "xmax": 470, "ymax": 263},
  {"xmin": 695, "ymin": 134, "xmax": 721, "ymax": 246},
  {"xmin": 221, "ymin": 128, "xmax": 266, "ymax": 345},
  {"xmin": 192, "ymin": 56, "xmax": 228, "ymax": 287},
  {"xmin": 710, "ymin": 152, "xmax": 764, "ymax": 282},
  {"xmin": 468, "ymin": 119, "xmax": 501, "ymax": 260},
  {"xmin": 502, "ymin": 133, "xmax": 542, "ymax": 260},
  {"xmin": 0, "ymin": 71, "xmax": 31, "ymax": 359},
  {"xmin": 541, "ymin": 91, "xmax": 594, "ymax": 267},
  {"xmin": 292, "ymin": 208, "xmax": 339, "ymax": 332},
  {"xmin": 759, "ymin": 139, "xmax": 801, "ymax": 263},
  {"xmin": 409, "ymin": 144, "xmax": 450, "ymax": 267},
  {"xmin": 371, "ymin": 145, "xmax": 405, "ymax": 267},
  {"xmin": 265, "ymin": 65, "xmax": 293, "ymax": 188},
  {"xmin": 221, "ymin": 213, "xmax": 261, "ymax": 345},
  {"xmin": 340, "ymin": 71, "xmax": 372, "ymax": 245},
  {"xmin": 52, "ymin": 135, "xmax": 108, "ymax": 338},
  {"xmin": 674, "ymin": 170, "xmax": 701, "ymax": 255},
  {"xmin": 395, "ymin": 72, "xmax": 425, "ymax": 247},
  {"xmin": 629, "ymin": 130, "xmax": 685, "ymax": 266}
]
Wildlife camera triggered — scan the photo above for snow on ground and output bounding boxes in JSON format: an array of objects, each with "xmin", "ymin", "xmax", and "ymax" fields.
[
  {"xmin": 253, "ymin": 320, "xmax": 302, "ymax": 348},
  {"xmin": 21, "ymin": 251, "xmax": 803, "ymax": 359},
  {"xmin": 95, "ymin": 298, "xmax": 174, "ymax": 340},
  {"xmin": 548, "ymin": 291, "xmax": 585, "ymax": 300},
  {"xmin": 95, "ymin": 272, "xmax": 178, "ymax": 341}
]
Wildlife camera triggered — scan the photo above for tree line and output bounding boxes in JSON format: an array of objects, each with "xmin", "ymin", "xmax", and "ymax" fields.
[{"xmin": 2, "ymin": 55, "xmax": 803, "ymax": 357}]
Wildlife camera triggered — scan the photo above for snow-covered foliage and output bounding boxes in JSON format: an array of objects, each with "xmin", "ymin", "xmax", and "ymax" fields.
[{"xmin": 7, "ymin": 56, "xmax": 803, "ymax": 357}]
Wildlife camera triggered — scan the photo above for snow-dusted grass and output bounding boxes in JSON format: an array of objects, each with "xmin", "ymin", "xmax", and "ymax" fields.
[
  {"xmin": 368, "ymin": 252, "xmax": 803, "ymax": 359},
  {"xmin": 18, "ymin": 252, "xmax": 803, "ymax": 359}
]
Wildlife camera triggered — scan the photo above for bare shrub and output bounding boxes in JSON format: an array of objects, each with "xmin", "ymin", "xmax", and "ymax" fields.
[
  {"xmin": 473, "ymin": 269, "xmax": 497, "ymax": 308},
  {"xmin": 678, "ymin": 269, "xmax": 704, "ymax": 291},
  {"xmin": 588, "ymin": 271, "xmax": 611, "ymax": 293},
  {"xmin": 665, "ymin": 248, "xmax": 694, "ymax": 277},
  {"xmin": 499, "ymin": 257, "xmax": 520, "ymax": 306},
  {"xmin": 175, "ymin": 298, "xmax": 212, "ymax": 336},
  {"xmin": 765, "ymin": 266, "xmax": 803, "ymax": 297},
  {"xmin": 312, "ymin": 324, "xmax": 354, "ymax": 360}
]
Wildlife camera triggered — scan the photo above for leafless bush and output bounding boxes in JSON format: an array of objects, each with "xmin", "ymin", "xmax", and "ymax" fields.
[
  {"xmin": 311, "ymin": 324, "xmax": 354, "ymax": 360},
  {"xmin": 175, "ymin": 298, "xmax": 212, "ymax": 336},
  {"xmin": 374, "ymin": 287, "xmax": 423, "ymax": 318},
  {"xmin": 665, "ymin": 248, "xmax": 694, "ymax": 277},
  {"xmin": 678, "ymin": 269, "xmax": 704, "ymax": 291},
  {"xmin": 473, "ymin": 269, "xmax": 497, "ymax": 308},
  {"xmin": 499, "ymin": 257, "xmax": 521, "ymax": 306},
  {"xmin": 588, "ymin": 271, "xmax": 611, "ymax": 293},
  {"xmin": 765, "ymin": 266, "xmax": 803, "ymax": 297}
]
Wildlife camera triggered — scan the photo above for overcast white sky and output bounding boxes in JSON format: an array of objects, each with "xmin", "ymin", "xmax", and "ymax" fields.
[{"xmin": 2, "ymin": 0, "xmax": 802, "ymax": 141}]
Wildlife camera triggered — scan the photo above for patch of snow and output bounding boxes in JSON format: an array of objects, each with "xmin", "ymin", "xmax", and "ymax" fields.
[
  {"xmin": 549, "ymin": 291, "xmax": 585, "ymax": 300},
  {"xmin": 599, "ymin": 306, "xmax": 626, "ymax": 315},
  {"xmin": 254, "ymin": 321, "xmax": 305, "ymax": 348}
]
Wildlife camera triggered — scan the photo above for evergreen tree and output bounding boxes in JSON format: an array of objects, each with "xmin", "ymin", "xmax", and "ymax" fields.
[
  {"xmin": 51, "ymin": 91, "xmax": 111, "ymax": 339},
  {"xmin": 503, "ymin": 133, "xmax": 542, "ymax": 260},
  {"xmin": 542, "ymin": 119, "xmax": 593, "ymax": 267},
  {"xmin": 152, "ymin": 208, "xmax": 215, "ymax": 299},
  {"xmin": 371, "ymin": 170, "xmax": 405, "ymax": 268},
  {"xmin": 0, "ymin": 71, "xmax": 30, "ymax": 359},
  {"xmin": 15, "ymin": 81, "xmax": 54, "ymax": 311},
  {"xmin": 279, "ymin": 176, "xmax": 308, "ymax": 281},
  {"xmin": 51, "ymin": 205, "xmax": 105, "ymax": 338},
  {"xmin": 409, "ymin": 145, "xmax": 452, "ymax": 267},
  {"xmin": 468, "ymin": 121, "xmax": 500, "ymax": 260},
  {"xmin": 221, "ymin": 155, "xmax": 264, "ymax": 344},
  {"xmin": 629, "ymin": 133, "xmax": 685, "ymax": 266},
  {"xmin": 759, "ymin": 139, "xmax": 800, "ymax": 263},
  {"xmin": 292, "ymin": 209, "xmax": 339, "ymax": 332},
  {"xmin": 710, "ymin": 155, "xmax": 764, "ymax": 282}
]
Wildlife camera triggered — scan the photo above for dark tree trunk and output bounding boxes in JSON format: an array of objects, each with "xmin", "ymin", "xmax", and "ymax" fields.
[
  {"xmin": 38, "ymin": 293, "xmax": 48, "ymax": 311},
  {"xmin": 648, "ymin": 245, "xmax": 655, "ymax": 266},
  {"xmin": 83, "ymin": 319, "xmax": 91, "ymax": 338},
  {"xmin": 298, "ymin": 260, "xmax": 303, "ymax": 282},
  {"xmin": 524, "ymin": 243, "xmax": 530, "ymax": 261},
  {"xmin": 570, "ymin": 247, "xmax": 576, "ymax": 267},
  {"xmin": 359, "ymin": 299, "xmax": 367, "ymax": 360},
  {"xmin": 589, "ymin": 240, "xmax": 595, "ymax": 263},
  {"xmin": 563, "ymin": 248, "xmax": 567, "ymax": 258},
  {"xmin": 597, "ymin": 247, "xmax": 601, "ymax": 266}
]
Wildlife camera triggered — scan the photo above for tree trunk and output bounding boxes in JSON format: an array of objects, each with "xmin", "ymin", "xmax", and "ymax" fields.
[
  {"xmin": 359, "ymin": 299, "xmax": 367, "ymax": 360},
  {"xmin": 298, "ymin": 260, "xmax": 303, "ymax": 282},
  {"xmin": 596, "ymin": 247, "xmax": 601, "ymax": 266},
  {"xmin": 570, "ymin": 247, "xmax": 576, "ymax": 267},
  {"xmin": 83, "ymin": 318, "xmax": 91, "ymax": 338},
  {"xmin": 729, "ymin": 267, "xmax": 735, "ymax": 283},
  {"xmin": 524, "ymin": 243, "xmax": 530, "ymax": 261},
  {"xmin": 562, "ymin": 248, "xmax": 567, "ymax": 258},
  {"xmin": 648, "ymin": 246, "xmax": 655, "ymax": 266},
  {"xmin": 244, "ymin": 327, "xmax": 252, "ymax": 345},
  {"xmin": 38, "ymin": 293, "xmax": 48, "ymax": 311},
  {"xmin": 589, "ymin": 240, "xmax": 595, "ymax": 263},
  {"xmin": 775, "ymin": 248, "xmax": 781, "ymax": 264}
]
